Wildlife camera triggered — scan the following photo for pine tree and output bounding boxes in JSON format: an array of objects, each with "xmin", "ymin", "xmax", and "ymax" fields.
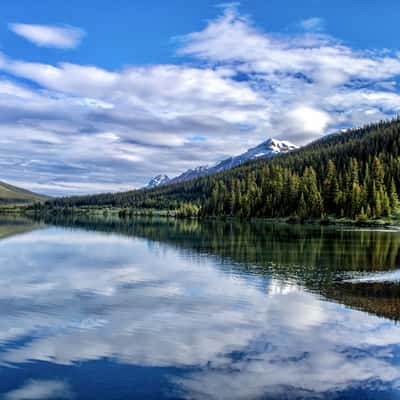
[
  {"xmin": 372, "ymin": 156, "xmax": 385, "ymax": 191},
  {"xmin": 351, "ymin": 182, "xmax": 362, "ymax": 218},
  {"xmin": 302, "ymin": 167, "xmax": 323, "ymax": 217},
  {"xmin": 298, "ymin": 193, "xmax": 307, "ymax": 220},
  {"xmin": 323, "ymin": 160, "xmax": 339, "ymax": 213},
  {"xmin": 229, "ymin": 182, "xmax": 236, "ymax": 216},
  {"xmin": 390, "ymin": 178, "xmax": 399, "ymax": 209}
]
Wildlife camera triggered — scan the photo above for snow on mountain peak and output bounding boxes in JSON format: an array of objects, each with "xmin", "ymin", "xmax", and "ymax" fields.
[
  {"xmin": 145, "ymin": 138, "xmax": 298, "ymax": 188},
  {"xmin": 252, "ymin": 138, "xmax": 298, "ymax": 155},
  {"xmin": 146, "ymin": 174, "xmax": 170, "ymax": 189}
]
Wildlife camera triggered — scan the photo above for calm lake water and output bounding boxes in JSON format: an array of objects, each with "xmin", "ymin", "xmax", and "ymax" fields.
[{"xmin": 0, "ymin": 216, "xmax": 400, "ymax": 399}]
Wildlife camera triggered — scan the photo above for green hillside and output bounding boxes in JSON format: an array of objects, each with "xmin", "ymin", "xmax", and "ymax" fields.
[
  {"xmin": 0, "ymin": 181, "xmax": 49, "ymax": 205},
  {"xmin": 45, "ymin": 117, "xmax": 400, "ymax": 221}
]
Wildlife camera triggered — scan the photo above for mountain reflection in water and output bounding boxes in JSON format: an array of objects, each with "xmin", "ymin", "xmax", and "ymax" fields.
[{"xmin": 0, "ymin": 216, "xmax": 399, "ymax": 399}]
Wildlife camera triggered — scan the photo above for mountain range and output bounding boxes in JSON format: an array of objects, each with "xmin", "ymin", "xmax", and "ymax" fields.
[
  {"xmin": 45, "ymin": 117, "xmax": 400, "ymax": 223},
  {"xmin": 146, "ymin": 138, "xmax": 298, "ymax": 188}
]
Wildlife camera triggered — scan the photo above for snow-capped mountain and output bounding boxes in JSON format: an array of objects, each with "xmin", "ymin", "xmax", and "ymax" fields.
[
  {"xmin": 209, "ymin": 138, "xmax": 298, "ymax": 175},
  {"xmin": 167, "ymin": 166, "xmax": 209, "ymax": 185},
  {"xmin": 145, "ymin": 138, "xmax": 298, "ymax": 188},
  {"xmin": 146, "ymin": 174, "xmax": 170, "ymax": 189}
]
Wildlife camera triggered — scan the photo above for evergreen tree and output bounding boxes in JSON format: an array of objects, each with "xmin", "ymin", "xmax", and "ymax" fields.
[
  {"xmin": 323, "ymin": 160, "xmax": 339, "ymax": 213},
  {"xmin": 390, "ymin": 178, "xmax": 399, "ymax": 209}
]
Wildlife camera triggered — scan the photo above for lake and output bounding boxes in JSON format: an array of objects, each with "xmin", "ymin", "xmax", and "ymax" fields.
[{"xmin": 0, "ymin": 216, "xmax": 400, "ymax": 399}]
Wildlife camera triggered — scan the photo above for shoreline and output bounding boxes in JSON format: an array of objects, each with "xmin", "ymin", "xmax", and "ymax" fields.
[{"xmin": 1, "ymin": 205, "xmax": 400, "ymax": 229}]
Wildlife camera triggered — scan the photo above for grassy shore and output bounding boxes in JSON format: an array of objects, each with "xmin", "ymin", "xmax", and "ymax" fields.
[
  {"xmin": 0, "ymin": 205, "xmax": 32, "ymax": 215},
  {"xmin": 2, "ymin": 203, "xmax": 400, "ymax": 229}
]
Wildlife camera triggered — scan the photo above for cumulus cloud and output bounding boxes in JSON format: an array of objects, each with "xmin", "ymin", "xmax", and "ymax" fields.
[
  {"xmin": 9, "ymin": 23, "xmax": 85, "ymax": 49},
  {"xmin": 2, "ymin": 5, "xmax": 400, "ymax": 194}
]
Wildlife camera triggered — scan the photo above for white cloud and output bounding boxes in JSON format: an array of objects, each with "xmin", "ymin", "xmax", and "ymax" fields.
[
  {"xmin": 179, "ymin": 7, "xmax": 400, "ymax": 83},
  {"xmin": 298, "ymin": 17, "xmax": 325, "ymax": 32},
  {"xmin": 9, "ymin": 23, "xmax": 85, "ymax": 49},
  {"xmin": 288, "ymin": 106, "xmax": 332, "ymax": 136},
  {"xmin": 2, "ymin": 5, "xmax": 400, "ymax": 194},
  {"xmin": 4, "ymin": 380, "xmax": 72, "ymax": 400}
]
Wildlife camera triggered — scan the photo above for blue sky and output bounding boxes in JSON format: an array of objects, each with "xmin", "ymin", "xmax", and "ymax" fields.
[{"xmin": 2, "ymin": 0, "xmax": 400, "ymax": 195}]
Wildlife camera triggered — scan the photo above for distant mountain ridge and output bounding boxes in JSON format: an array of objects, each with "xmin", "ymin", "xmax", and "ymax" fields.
[
  {"xmin": 47, "ymin": 118, "xmax": 400, "ymax": 223},
  {"xmin": 146, "ymin": 175, "xmax": 171, "ymax": 189},
  {"xmin": 146, "ymin": 138, "xmax": 298, "ymax": 188},
  {"xmin": 0, "ymin": 181, "xmax": 49, "ymax": 205}
]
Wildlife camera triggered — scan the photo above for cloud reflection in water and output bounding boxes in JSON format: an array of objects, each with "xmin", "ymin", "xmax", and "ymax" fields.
[{"xmin": 0, "ymin": 227, "xmax": 399, "ymax": 399}]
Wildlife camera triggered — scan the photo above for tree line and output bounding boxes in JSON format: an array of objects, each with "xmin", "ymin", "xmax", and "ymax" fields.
[
  {"xmin": 39, "ymin": 117, "xmax": 400, "ymax": 220},
  {"xmin": 201, "ymin": 156, "xmax": 398, "ymax": 220}
]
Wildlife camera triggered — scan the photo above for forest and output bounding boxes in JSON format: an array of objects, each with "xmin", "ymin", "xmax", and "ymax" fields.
[{"xmin": 39, "ymin": 118, "xmax": 400, "ymax": 220}]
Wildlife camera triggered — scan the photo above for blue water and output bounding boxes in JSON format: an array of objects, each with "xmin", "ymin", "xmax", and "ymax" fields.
[{"xmin": 0, "ymin": 218, "xmax": 399, "ymax": 399}]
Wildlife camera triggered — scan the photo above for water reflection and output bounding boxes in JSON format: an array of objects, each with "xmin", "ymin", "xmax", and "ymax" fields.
[
  {"xmin": 38, "ymin": 216, "xmax": 400, "ymax": 321},
  {"xmin": 0, "ymin": 217, "xmax": 399, "ymax": 399},
  {"xmin": 0, "ymin": 216, "xmax": 42, "ymax": 240}
]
